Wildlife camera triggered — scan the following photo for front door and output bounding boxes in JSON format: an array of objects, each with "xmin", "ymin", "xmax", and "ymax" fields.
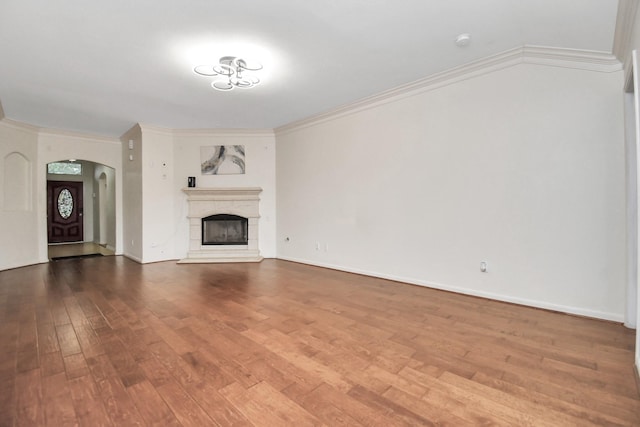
[{"xmin": 47, "ymin": 181, "xmax": 83, "ymax": 243}]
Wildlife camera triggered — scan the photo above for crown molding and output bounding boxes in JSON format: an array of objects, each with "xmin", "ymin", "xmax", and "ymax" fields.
[
  {"xmin": 0, "ymin": 114, "xmax": 120, "ymax": 143},
  {"xmin": 134, "ymin": 122, "xmax": 274, "ymax": 138},
  {"xmin": 613, "ymin": 0, "xmax": 639, "ymax": 66},
  {"xmin": 0, "ymin": 117, "xmax": 41, "ymax": 133},
  {"xmin": 38, "ymin": 127, "xmax": 120, "ymax": 144},
  {"xmin": 276, "ymin": 45, "xmax": 621, "ymax": 136},
  {"xmin": 171, "ymin": 128, "xmax": 275, "ymax": 138},
  {"xmin": 521, "ymin": 45, "xmax": 622, "ymax": 71},
  {"xmin": 136, "ymin": 123, "xmax": 174, "ymax": 137}
]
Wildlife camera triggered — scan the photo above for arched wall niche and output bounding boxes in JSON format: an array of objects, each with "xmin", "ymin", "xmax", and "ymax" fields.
[{"xmin": 3, "ymin": 152, "xmax": 31, "ymax": 211}]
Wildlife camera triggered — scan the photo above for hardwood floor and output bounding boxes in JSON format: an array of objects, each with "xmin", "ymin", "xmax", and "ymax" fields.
[{"xmin": 0, "ymin": 257, "xmax": 638, "ymax": 426}]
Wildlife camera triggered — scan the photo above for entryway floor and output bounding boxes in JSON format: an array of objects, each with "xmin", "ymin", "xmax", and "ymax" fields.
[{"xmin": 48, "ymin": 242, "xmax": 114, "ymax": 260}]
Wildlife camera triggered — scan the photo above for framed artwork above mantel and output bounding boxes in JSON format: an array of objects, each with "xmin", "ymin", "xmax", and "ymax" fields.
[{"xmin": 200, "ymin": 145, "xmax": 245, "ymax": 175}]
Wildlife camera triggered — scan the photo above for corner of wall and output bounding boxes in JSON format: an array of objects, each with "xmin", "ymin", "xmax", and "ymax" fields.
[
  {"xmin": 613, "ymin": 0, "xmax": 640, "ymax": 86},
  {"xmin": 120, "ymin": 123, "xmax": 144, "ymax": 261},
  {"xmin": 120, "ymin": 123, "xmax": 143, "ymax": 141}
]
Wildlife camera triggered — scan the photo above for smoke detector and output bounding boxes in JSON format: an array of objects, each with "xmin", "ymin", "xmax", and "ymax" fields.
[{"xmin": 455, "ymin": 33, "xmax": 472, "ymax": 47}]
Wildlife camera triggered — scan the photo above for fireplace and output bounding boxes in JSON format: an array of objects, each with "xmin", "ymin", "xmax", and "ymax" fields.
[
  {"xmin": 178, "ymin": 187, "xmax": 262, "ymax": 263},
  {"xmin": 202, "ymin": 214, "xmax": 248, "ymax": 245}
]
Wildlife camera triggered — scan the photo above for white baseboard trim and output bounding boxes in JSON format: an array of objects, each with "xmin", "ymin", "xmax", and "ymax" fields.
[
  {"xmin": 123, "ymin": 253, "xmax": 143, "ymax": 264},
  {"xmin": 624, "ymin": 321, "xmax": 637, "ymax": 329},
  {"xmin": 277, "ymin": 256, "xmax": 624, "ymax": 323},
  {"xmin": 1, "ymin": 259, "xmax": 46, "ymax": 271}
]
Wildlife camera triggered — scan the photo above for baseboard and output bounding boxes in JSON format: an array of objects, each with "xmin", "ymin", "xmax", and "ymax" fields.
[
  {"xmin": 277, "ymin": 256, "xmax": 624, "ymax": 323},
  {"xmin": 635, "ymin": 361, "xmax": 640, "ymax": 396},
  {"xmin": 1, "ymin": 259, "xmax": 47, "ymax": 272},
  {"xmin": 123, "ymin": 253, "xmax": 143, "ymax": 264}
]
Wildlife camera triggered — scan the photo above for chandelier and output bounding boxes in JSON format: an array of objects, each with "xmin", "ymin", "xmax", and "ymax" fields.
[{"xmin": 194, "ymin": 56, "xmax": 262, "ymax": 91}]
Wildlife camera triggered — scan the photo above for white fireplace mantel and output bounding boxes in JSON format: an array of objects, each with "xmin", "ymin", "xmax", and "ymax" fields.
[{"xmin": 178, "ymin": 187, "xmax": 263, "ymax": 263}]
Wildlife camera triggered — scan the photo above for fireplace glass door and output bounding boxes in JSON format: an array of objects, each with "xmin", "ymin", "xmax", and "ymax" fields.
[{"xmin": 202, "ymin": 214, "xmax": 248, "ymax": 245}]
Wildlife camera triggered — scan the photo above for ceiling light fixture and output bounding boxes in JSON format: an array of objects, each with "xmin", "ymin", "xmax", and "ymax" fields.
[{"xmin": 194, "ymin": 56, "xmax": 263, "ymax": 91}]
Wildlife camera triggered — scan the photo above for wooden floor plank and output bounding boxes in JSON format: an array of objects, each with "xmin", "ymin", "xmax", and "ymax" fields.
[
  {"xmin": 41, "ymin": 372, "xmax": 78, "ymax": 427},
  {"xmin": 55, "ymin": 323, "xmax": 82, "ymax": 357},
  {"xmin": 181, "ymin": 378, "xmax": 252, "ymax": 426},
  {"xmin": 126, "ymin": 380, "xmax": 181, "ymax": 427},
  {"xmin": 471, "ymin": 371, "xmax": 636, "ymax": 426},
  {"xmin": 36, "ymin": 321, "xmax": 61, "ymax": 355},
  {"xmin": 154, "ymin": 380, "xmax": 216, "ymax": 427},
  {"xmin": 86, "ymin": 355, "xmax": 147, "ymax": 426},
  {"xmin": 67, "ymin": 374, "xmax": 113, "ymax": 426},
  {"xmin": 220, "ymin": 381, "xmax": 323, "ymax": 426},
  {"xmin": 0, "ymin": 257, "xmax": 638, "ymax": 426},
  {"xmin": 14, "ymin": 368, "xmax": 43, "ymax": 426},
  {"xmin": 39, "ymin": 351, "xmax": 65, "ymax": 378}
]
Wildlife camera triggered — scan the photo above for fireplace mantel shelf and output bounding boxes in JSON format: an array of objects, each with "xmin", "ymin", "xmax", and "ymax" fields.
[
  {"xmin": 178, "ymin": 187, "xmax": 263, "ymax": 264},
  {"xmin": 181, "ymin": 187, "xmax": 262, "ymax": 200}
]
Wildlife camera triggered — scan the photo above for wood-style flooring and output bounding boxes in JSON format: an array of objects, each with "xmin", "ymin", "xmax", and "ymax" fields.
[{"xmin": 0, "ymin": 257, "xmax": 638, "ymax": 426}]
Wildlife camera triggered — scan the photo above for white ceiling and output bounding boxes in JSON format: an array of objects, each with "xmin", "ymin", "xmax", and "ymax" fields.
[{"xmin": 0, "ymin": 0, "xmax": 620, "ymax": 137}]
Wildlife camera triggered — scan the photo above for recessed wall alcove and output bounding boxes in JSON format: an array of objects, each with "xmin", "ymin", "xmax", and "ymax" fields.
[
  {"xmin": 4, "ymin": 152, "xmax": 31, "ymax": 211},
  {"xmin": 178, "ymin": 187, "xmax": 262, "ymax": 263}
]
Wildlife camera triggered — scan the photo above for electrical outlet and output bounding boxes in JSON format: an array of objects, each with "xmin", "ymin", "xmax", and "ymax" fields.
[
  {"xmin": 315, "ymin": 242, "xmax": 320, "ymax": 251},
  {"xmin": 480, "ymin": 261, "xmax": 488, "ymax": 272}
]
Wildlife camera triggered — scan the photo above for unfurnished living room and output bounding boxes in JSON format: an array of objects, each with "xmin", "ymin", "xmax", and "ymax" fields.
[{"xmin": 1, "ymin": 1, "xmax": 640, "ymax": 425}]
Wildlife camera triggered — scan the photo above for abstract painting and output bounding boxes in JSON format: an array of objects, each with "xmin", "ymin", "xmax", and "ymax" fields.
[{"xmin": 200, "ymin": 145, "xmax": 245, "ymax": 175}]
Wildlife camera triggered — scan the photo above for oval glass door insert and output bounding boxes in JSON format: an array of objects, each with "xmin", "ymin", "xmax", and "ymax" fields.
[{"xmin": 57, "ymin": 188, "xmax": 73, "ymax": 219}]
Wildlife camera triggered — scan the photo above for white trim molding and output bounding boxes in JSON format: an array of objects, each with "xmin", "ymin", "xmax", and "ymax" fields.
[
  {"xmin": 132, "ymin": 122, "xmax": 274, "ymax": 139},
  {"xmin": 276, "ymin": 45, "xmax": 622, "ymax": 136},
  {"xmin": 613, "ymin": 0, "xmax": 639, "ymax": 69}
]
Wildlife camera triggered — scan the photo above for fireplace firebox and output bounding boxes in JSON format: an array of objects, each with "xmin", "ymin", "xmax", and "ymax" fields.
[{"xmin": 202, "ymin": 214, "xmax": 248, "ymax": 245}]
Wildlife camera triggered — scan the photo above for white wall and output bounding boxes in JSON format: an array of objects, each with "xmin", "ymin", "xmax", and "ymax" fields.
[
  {"xmin": 121, "ymin": 126, "xmax": 143, "ymax": 262},
  {"xmin": 615, "ymin": 0, "xmax": 640, "ymax": 374},
  {"xmin": 0, "ymin": 120, "xmax": 39, "ymax": 270},
  {"xmin": 172, "ymin": 129, "xmax": 277, "ymax": 259},
  {"xmin": 94, "ymin": 163, "xmax": 116, "ymax": 250},
  {"xmin": 276, "ymin": 62, "xmax": 626, "ymax": 321},
  {"xmin": 141, "ymin": 126, "xmax": 175, "ymax": 262}
]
